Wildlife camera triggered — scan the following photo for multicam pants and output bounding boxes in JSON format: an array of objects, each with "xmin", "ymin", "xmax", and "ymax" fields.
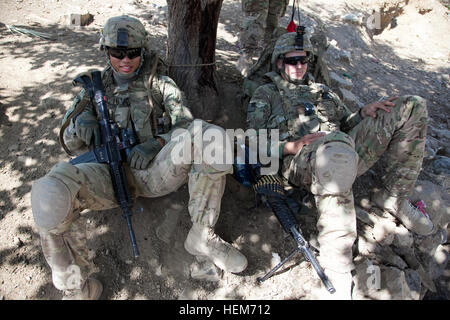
[
  {"xmin": 240, "ymin": 0, "xmax": 289, "ymax": 53},
  {"xmin": 284, "ymin": 95, "xmax": 428, "ymax": 273},
  {"xmin": 32, "ymin": 120, "xmax": 232, "ymax": 291}
]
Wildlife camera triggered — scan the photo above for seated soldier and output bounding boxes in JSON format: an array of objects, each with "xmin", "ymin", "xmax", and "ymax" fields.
[
  {"xmin": 31, "ymin": 15, "xmax": 247, "ymax": 300},
  {"xmin": 246, "ymin": 28, "xmax": 434, "ymax": 299}
]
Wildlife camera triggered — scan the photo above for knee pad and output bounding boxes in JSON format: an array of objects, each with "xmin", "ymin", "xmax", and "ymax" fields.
[
  {"xmin": 312, "ymin": 141, "xmax": 358, "ymax": 195},
  {"xmin": 31, "ymin": 175, "xmax": 75, "ymax": 231}
]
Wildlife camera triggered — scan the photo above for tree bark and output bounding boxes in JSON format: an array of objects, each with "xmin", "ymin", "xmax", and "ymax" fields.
[{"xmin": 166, "ymin": 0, "xmax": 223, "ymax": 121}]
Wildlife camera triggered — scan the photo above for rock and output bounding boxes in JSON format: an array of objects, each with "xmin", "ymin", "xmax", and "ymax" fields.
[
  {"xmin": 329, "ymin": 71, "xmax": 353, "ymax": 90},
  {"xmin": 424, "ymin": 135, "xmax": 442, "ymax": 161},
  {"xmin": 404, "ymin": 269, "xmax": 422, "ymax": 300},
  {"xmin": 13, "ymin": 236, "xmax": 23, "ymax": 248},
  {"xmin": 427, "ymin": 244, "xmax": 449, "ymax": 280},
  {"xmin": 342, "ymin": 13, "xmax": 364, "ymax": 25},
  {"xmin": 416, "ymin": 231, "xmax": 444, "ymax": 257},
  {"xmin": 271, "ymin": 252, "xmax": 281, "ymax": 268},
  {"xmin": 352, "ymin": 259, "xmax": 421, "ymax": 300},
  {"xmin": 391, "ymin": 245, "xmax": 438, "ymax": 293},
  {"xmin": 355, "ymin": 206, "xmax": 375, "ymax": 227},
  {"xmin": 178, "ymin": 287, "xmax": 198, "ymax": 300},
  {"xmin": 430, "ymin": 127, "xmax": 450, "ymax": 140},
  {"xmin": 155, "ymin": 264, "xmax": 162, "ymax": 276},
  {"xmin": 356, "ymin": 224, "xmax": 379, "ymax": 255},
  {"xmin": 372, "ymin": 217, "xmax": 397, "ymax": 245},
  {"xmin": 8, "ymin": 144, "xmax": 19, "ymax": 152},
  {"xmin": 377, "ymin": 246, "xmax": 408, "ymax": 269},
  {"xmin": 338, "ymin": 87, "xmax": 364, "ymax": 109},
  {"xmin": 67, "ymin": 13, "xmax": 94, "ymax": 27},
  {"xmin": 430, "ymin": 156, "xmax": 450, "ymax": 175},
  {"xmin": 392, "ymin": 225, "xmax": 414, "ymax": 248},
  {"xmin": 338, "ymin": 50, "xmax": 352, "ymax": 62}
]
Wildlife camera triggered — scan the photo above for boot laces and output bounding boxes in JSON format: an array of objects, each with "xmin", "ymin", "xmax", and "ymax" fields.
[{"xmin": 404, "ymin": 200, "xmax": 428, "ymax": 221}]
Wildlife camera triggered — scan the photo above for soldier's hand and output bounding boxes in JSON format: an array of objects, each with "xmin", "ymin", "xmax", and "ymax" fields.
[
  {"xmin": 361, "ymin": 96, "xmax": 398, "ymax": 118},
  {"xmin": 128, "ymin": 138, "xmax": 163, "ymax": 170},
  {"xmin": 75, "ymin": 112, "xmax": 99, "ymax": 146},
  {"xmin": 283, "ymin": 132, "xmax": 326, "ymax": 155}
]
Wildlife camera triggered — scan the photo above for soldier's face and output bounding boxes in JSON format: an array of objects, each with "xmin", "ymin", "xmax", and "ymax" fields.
[
  {"xmin": 109, "ymin": 52, "xmax": 141, "ymax": 74},
  {"xmin": 278, "ymin": 51, "xmax": 308, "ymax": 81}
]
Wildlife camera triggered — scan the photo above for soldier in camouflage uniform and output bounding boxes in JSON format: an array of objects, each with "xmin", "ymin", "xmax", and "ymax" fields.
[
  {"xmin": 246, "ymin": 30, "xmax": 435, "ymax": 299},
  {"xmin": 238, "ymin": 0, "xmax": 289, "ymax": 76},
  {"xmin": 31, "ymin": 16, "xmax": 247, "ymax": 300}
]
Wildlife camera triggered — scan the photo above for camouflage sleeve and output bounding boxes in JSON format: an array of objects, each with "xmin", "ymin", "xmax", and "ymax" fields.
[
  {"xmin": 246, "ymin": 86, "xmax": 285, "ymax": 158},
  {"xmin": 155, "ymin": 75, "xmax": 194, "ymax": 142},
  {"xmin": 61, "ymin": 88, "xmax": 93, "ymax": 155},
  {"xmin": 327, "ymin": 90, "xmax": 362, "ymax": 133}
]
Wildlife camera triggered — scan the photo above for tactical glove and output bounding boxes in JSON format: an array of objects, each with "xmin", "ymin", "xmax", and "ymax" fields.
[
  {"xmin": 128, "ymin": 138, "xmax": 163, "ymax": 170},
  {"xmin": 75, "ymin": 112, "xmax": 99, "ymax": 146}
]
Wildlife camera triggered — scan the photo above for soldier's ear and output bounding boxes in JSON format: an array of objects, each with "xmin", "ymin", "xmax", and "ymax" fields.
[{"xmin": 276, "ymin": 59, "xmax": 283, "ymax": 71}]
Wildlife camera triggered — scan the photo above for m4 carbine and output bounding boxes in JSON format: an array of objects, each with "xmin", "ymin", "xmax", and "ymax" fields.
[{"xmin": 69, "ymin": 70, "xmax": 140, "ymax": 258}]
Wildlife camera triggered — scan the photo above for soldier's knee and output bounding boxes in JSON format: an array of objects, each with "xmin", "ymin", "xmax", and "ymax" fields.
[
  {"xmin": 311, "ymin": 133, "xmax": 358, "ymax": 195},
  {"xmin": 396, "ymin": 95, "xmax": 428, "ymax": 116},
  {"xmin": 31, "ymin": 168, "xmax": 81, "ymax": 232},
  {"xmin": 191, "ymin": 119, "xmax": 233, "ymax": 174}
]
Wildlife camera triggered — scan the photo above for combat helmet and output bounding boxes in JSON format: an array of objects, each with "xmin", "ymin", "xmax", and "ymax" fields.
[
  {"xmin": 99, "ymin": 15, "xmax": 148, "ymax": 50},
  {"xmin": 271, "ymin": 26, "xmax": 315, "ymax": 66}
]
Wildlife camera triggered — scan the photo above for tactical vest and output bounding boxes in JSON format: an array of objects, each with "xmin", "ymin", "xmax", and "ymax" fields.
[
  {"xmin": 265, "ymin": 71, "xmax": 344, "ymax": 142},
  {"xmin": 60, "ymin": 51, "xmax": 170, "ymax": 155},
  {"xmin": 102, "ymin": 51, "xmax": 170, "ymax": 143}
]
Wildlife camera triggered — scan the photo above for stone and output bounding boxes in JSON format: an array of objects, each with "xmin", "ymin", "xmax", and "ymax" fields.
[
  {"xmin": 392, "ymin": 225, "xmax": 414, "ymax": 248},
  {"xmin": 342, "ymin": 13, "xmax": 364, "ymax": 25},
  {"xmin": 376, "ymin": 246, "xmax": 408, "ymax": 269},
  {"xmin": 430, "ymin": 156, "xmax": 450, "ymax": 175},
  {"xmin": 329, "ymin": 71, "xmax": 353, "ymax": 90},
  {"xmin": 427, "ymin": 245, "xmax": 449, "ymax": 280},
  {"xmin": 352, "ymin": 259, "xmax": 421, "ymax": 300},
  {"xmin": 372, "ymin": 217, "xmax": 397, "ymax": 245},
  {"xmin": 339, "ymin": 50, "xmax": 352, "ymax": 62},
  {"xmin": 424, "ymin": 135, "xmax": 442, "ymax": 160},
  {"xmin": 67, "ymin": 13, "xmax": 94, "ymax": 27},
  {"xmin": 338, "ymin": 87, "xmax": 364, "ymax": 109}
]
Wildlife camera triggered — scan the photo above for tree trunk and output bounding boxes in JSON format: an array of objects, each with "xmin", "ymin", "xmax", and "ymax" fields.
[{"xmin": 166, "ymin": 0, "xmax": 223, "ymax": 121}]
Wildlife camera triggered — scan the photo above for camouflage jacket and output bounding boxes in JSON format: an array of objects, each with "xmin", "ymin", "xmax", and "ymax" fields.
[
  {"xmin": 246, "ymin": 71, "xmax": 362, "ymax": 158},
  {"xmin": 63, "ymin": 50, "xmax": 193, "ymax": 155}
]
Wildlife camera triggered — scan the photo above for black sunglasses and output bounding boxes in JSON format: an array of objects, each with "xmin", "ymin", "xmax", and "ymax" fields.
[
  {"xmin": 107, "ymin": 47, "xmax": 142, "ymax": 60},
  {"xmin": 283, "ymin": 55, "xmax": 311, "ymax": 66}
]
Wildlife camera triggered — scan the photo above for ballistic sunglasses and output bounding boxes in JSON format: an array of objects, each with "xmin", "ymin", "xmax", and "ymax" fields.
[
  {"xmin": 107, "ymin": 47, "xmax": 142, "ymax": 60},
  {"xmin": 283, "ymin": 55, "xmax": 311, "ymax": 66}
]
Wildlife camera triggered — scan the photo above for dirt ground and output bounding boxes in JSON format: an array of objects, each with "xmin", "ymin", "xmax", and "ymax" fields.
[{"xmin": 0, "ymin": 0, "xmax": 448, "ymax": 301}]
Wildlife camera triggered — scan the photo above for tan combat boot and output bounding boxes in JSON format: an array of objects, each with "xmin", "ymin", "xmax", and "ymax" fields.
[
  {"xmin": 372, "ymin": 192, "xmax": 434, "ymax": 236},
  {"xmin": 62, "ymin": 278, "xmax": 103, "ymax": 300},
  {"xmin": 184, "ymin": 223, "xmax": 248, "ymax": 273}
]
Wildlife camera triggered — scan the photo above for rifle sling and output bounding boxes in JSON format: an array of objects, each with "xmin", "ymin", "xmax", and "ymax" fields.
[
  {"xmin": 59, "ymin": 94, "xmax": 91, "ymax": 157},
  {"xmin": 147, "ymin": 55, "xmax": 159, "ymax": 137}
]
